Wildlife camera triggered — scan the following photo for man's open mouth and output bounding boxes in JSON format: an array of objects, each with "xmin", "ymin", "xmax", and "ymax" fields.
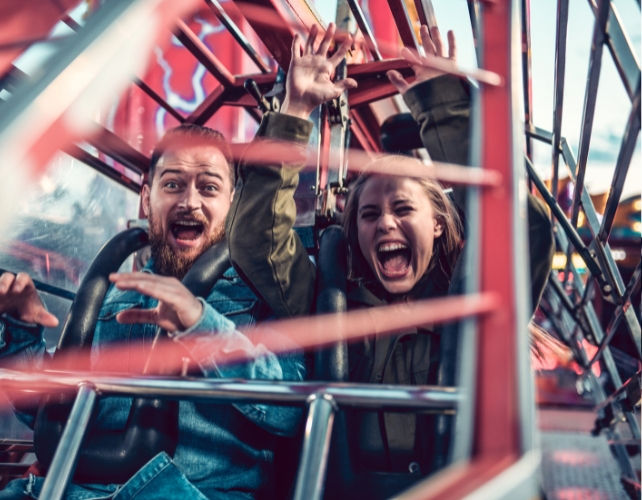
[
  {"xmin": 376, "ymin": 242, "xmax": 411, "ymax": 277},
  {"xmin": 170, "ymin": 220, "xmax": 205, "ymax": 241}
]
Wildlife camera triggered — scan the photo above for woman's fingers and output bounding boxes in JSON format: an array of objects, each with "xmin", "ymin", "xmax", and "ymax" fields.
[
  {"xmin": 430, "ymin": 26, "xmax": 445, "ymax": 57},
  {"xmin": 400, "ymin": 47, "xmax": 423, "ymax": 67},
  {"xmin": 305, "ymin": 24, "xmax": 318, "ymax": 55},
  {"xmin": 292, "ymin": 33, "xmax": 301, "ymax": 58},
  {"xmin": 420, "ymin": 25, "xmax": 437, "ymax": 56},
  {"xmin": 334, "ymin": 78, "xmax": 358, "ymax": 94},
  {"xmin": 317, "ymin": 23, "xmax": 335, "ymax": 57},
  {"xmin": 328, "ymin": 35, "xmax": 353, "ymax": 67},
  {"xmin": 386, "ymin": 70, "xmax": 410, "ymax": 95},
  {"xmin": 447, "ymin": 30, "xmax": 457, "ymax": 61}
]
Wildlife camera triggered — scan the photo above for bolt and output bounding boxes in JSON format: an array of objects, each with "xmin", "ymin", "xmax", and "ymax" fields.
[{"xmin": 602, "ymin": 284, "xmax": 612, "ymax": 294}]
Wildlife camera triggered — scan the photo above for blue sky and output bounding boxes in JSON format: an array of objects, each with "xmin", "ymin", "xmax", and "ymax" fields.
[{"xmin": 314, "ymin": 0, "xmax": 641, "ymax": 200}]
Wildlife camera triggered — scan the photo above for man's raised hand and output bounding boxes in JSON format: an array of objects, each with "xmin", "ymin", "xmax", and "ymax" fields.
[
  {"xmin": 110, "ymin": 273, "xmax": 203, "ymax": 333},
  {"xmin": 0, "ymin": 272, "xmax": 59, "ymax": 328},
  {"xmin": 387, "ymin": 26, "xmax": 457, "ymax": 95},
  {"xmin": 280, "ymin": 23, "xmax": 358, "ymax": 120}
]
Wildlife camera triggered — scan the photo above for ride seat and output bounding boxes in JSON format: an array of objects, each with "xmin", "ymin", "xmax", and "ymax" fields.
[{"xmin": 312, "ymin": 226, "xmax": 463, "ymax": 500}]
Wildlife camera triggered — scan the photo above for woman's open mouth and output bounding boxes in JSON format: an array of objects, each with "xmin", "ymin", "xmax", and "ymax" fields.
[
  {"xmin": 376, "ymin": 242, "xmax": 412, "ymax": 278},
  {"xmin": 170, "ymin": 219, "xmax": 205, "ymax": 246}
]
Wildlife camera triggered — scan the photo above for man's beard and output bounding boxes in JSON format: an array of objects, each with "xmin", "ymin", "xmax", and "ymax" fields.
[{"xmin": 148, "ymin": 210, "xmax": 225, "ymax": 280}]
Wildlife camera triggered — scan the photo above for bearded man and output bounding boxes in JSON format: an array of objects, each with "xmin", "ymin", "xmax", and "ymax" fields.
[{"xmin": 0, "ymin": 123, "xmax": 306, "ymax": 499}]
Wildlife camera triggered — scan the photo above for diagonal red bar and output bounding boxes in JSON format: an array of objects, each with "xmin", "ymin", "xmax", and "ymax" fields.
[
  {"xmin": 174, "ymin": 19, "xmax": 236, "ymax": 87},
  {"xmin": 387, "ymin": 0, "xmax": 421, "ymax": 52},
  {"xmin": 89, "ymin": 127, "xmax": 151, "ymax": 174}
]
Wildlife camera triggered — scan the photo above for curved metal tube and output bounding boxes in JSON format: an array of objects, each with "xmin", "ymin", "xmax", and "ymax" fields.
[
  {"xmin": 34, "ymin": 234, "xmax": 230, "ymax": 484},
  {"xmin": 313, "ymin": 226, "xmax": 348, "ymax": 382}
]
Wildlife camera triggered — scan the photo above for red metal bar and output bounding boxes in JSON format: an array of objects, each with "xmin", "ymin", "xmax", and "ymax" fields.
[
  {"xmin": 16, "ymin": 292, "xmax": 500, "ymax": 376},
  {"xmin": 386, "ymin": 0, "xmax": 421, "ymax": 52},
  {"xmin": 0, "ymin": 0, "xmax": 78, "ymax": 78},
  {"xmin": 232, "ymin": 0, "xmax": 381, "ymax": 153},
  {"xmin": 475, "ymin": 0, "xmax": 520, "ymax": 458},
  {"xmin": 174, "ymin": 19, "xmax": 236, "ymax": 87},
  {"xmin": 134, "ymin": 78, "xmax": 185, "ymax": 123},
  {"xmin": 347, "ymin": 59, "xmax": 414, "ymax": 107},
  {"xmin": 233, "ymin": 0, "xmax": 321, "ymax": 71},
  {"xmin": 185, "ymin": 85, "xmax": 226, "ymax": 125},
  {"xmin": 89, "ymin": 127, "xmax": 150, "ymax": 174}
]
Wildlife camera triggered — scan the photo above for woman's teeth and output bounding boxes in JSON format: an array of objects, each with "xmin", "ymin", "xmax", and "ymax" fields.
[{"xmin": 378, "ymin": 242, "xmax": 408, "ymax": 252}]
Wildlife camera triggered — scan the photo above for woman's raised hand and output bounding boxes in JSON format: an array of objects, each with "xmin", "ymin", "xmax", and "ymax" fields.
[
  {"xmin": 281, "ymin": 23, "xmax": 358, "ymax": 120},
  {"xmin": 387, "ymin": 26, "xmax": 457, "ymax": 95}
]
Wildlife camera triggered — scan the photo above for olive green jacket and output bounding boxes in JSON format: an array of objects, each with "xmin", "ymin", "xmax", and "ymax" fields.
[{"xmin": 227, "ymin": 75, "xmax": 554, "ymax": 319}]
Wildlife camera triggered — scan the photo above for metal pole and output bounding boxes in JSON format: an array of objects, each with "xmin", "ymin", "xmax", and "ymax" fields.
[
  {"xmin": 550, "ymin": 0, "xmax": 569, "ymax": 209},
  {"xmin": 39, "ymin": 384, "xmax": 97, "ymax": 500},
  {"xmin": 293, "ymin": 393, "xmax": 337, "ymax": 500}
]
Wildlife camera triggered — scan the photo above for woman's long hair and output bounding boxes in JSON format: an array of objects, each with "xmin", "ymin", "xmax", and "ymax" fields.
[{"xmin": 342, "ymin": 156, "xmax": 463, "ymax": 293}]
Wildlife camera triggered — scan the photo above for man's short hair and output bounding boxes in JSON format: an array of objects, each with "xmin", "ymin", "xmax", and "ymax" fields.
[{"xmin": 149, "ymin": 124, "xmax": 235, "ymax": 186}]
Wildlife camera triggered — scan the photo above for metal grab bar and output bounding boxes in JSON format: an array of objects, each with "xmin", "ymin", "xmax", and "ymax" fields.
[
  {"xmin": 0, "ymin": 369, "xmax": 460, "ymax": 411},
  {"xmin": 0, "ymin": 369, "xmax": 459, "ymax": 500}
]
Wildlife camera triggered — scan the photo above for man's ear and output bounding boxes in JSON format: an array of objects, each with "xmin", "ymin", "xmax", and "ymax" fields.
[
  {"xmin": 229, "ymin": 188, "xmax": 235, "ymax": 204},
  {"xmin": 141, "ymin": 183, "xmax": 151, "ymax": 217}
]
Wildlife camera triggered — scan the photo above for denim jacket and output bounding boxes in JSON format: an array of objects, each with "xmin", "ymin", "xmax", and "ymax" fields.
[{"xmin": 0, "ymin": 261, "xmax": 306, "ymax": 500}]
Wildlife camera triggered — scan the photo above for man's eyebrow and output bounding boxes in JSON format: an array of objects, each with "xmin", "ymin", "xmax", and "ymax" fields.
[
  {"xmin": 198, "ymin": 171, "xmax": 224, "ymax": 181},
  {"xmin": 158, "ymin": 168, "xmax": 185, "ymax": 179}
]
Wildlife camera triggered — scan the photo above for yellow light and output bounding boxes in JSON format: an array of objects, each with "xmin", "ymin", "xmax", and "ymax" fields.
[
  {"xmin": 552, "ymin": 253, "xmax": 567, "ymax": 269},
  {"xmin": 633, "ymin": 199, "xmax": 641, "ymax": 211},
  {"xmin": 571, "ymin": 254, "xmax": 587, "ymax": 270},
  {"xmin": 634, "ymin": 222, "xmax": 641, "ymax": 233},
  {"xmin": 577, "ymin": 211, "xmax": 585, "ymax": 227},
  {"xmin": 551, "ymin": 252, "xmax": 588, "ymax": 271}
]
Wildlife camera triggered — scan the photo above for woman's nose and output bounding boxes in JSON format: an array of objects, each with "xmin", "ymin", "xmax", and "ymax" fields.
[{"xmin": 377, "ymin": 212, "xmax": 396, "ymax": 232}]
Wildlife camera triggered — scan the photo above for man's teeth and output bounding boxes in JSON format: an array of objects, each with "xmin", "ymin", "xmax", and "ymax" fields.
[
  {"xmin": 175, "ymin": 221, "xmax": 202, "ymax": 226},
  {"xmin": 378, "ymin": 243, "xmax": 408, "ymax": 252}
]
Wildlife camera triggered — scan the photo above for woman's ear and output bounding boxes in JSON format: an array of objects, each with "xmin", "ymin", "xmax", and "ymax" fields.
[{"xmin": 434, "ymin": 219, "xmax": 444, "ymax": 238}]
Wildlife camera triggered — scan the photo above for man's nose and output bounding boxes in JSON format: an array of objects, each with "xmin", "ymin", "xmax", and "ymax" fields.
[{"xmin": 179, "ymin": 185, "xmax": 201, "ymax": 211}]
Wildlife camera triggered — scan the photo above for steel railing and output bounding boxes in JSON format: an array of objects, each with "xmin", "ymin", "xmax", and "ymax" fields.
[{"xmin": 0, "ymin": 368, "xmax": 460, "ymax": 500}]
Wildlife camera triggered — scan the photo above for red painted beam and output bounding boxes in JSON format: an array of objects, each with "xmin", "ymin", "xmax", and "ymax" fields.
[
  {"xmin": 175, "ymin": 19, "xmax": 236, "ymax": 87},
  {"xmin": 347, "ymin": 59, "xmax": 415, "ymax": 107},
  {"xmin": 89, "ymin": 127, "xmax": 151, "ymax": 174},
  {"xmin": 387, "ymin": 0, "xmax": 421, "ymax": 52},
  {"xmin": 0, "ymin": 0, "xmax": 78, "ymax": 79},
  {"xmin": 232, "ymin": 0, "xmax": 382, "ymax": 153}
]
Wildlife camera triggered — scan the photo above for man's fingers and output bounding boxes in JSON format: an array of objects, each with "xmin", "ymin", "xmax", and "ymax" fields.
[
  {"xmin": 328, "ymin": 36, "xmax": 352, "ymax": 66},
  {"xmin": 36, "ymin": 310, "xmax": 59, "ymax": 328},
  {"xmin": 447, "ymin": 30, "xmax": 457, "ymax": 61},
  {"xmin": 305, "ymin": 24, "xmax": 318, "ymax": 54},
  {"xmin": 0, "ymin": 273, "xmax": 16, "ymax": 294},
  {"xmin": 317, "ymin": 23, "xmax": 335, "ymax": 57},
  {"xmin": 116, "ymin": 308, "xmax": 157, "ymax": 325},
  {"xmin": 386, "ymin": 70, "xmax": 410, "ymax": 95},
  {"xmin": 431, "ymin": 26, "xmax": 445, "ymax": 57},
  {"xmin": 110, "ymin": 272, "xmax": 179, "ymax": 286},
  {"xmin": 11, "ymin": 273, "xmax": 32, "ymax": 295}
]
